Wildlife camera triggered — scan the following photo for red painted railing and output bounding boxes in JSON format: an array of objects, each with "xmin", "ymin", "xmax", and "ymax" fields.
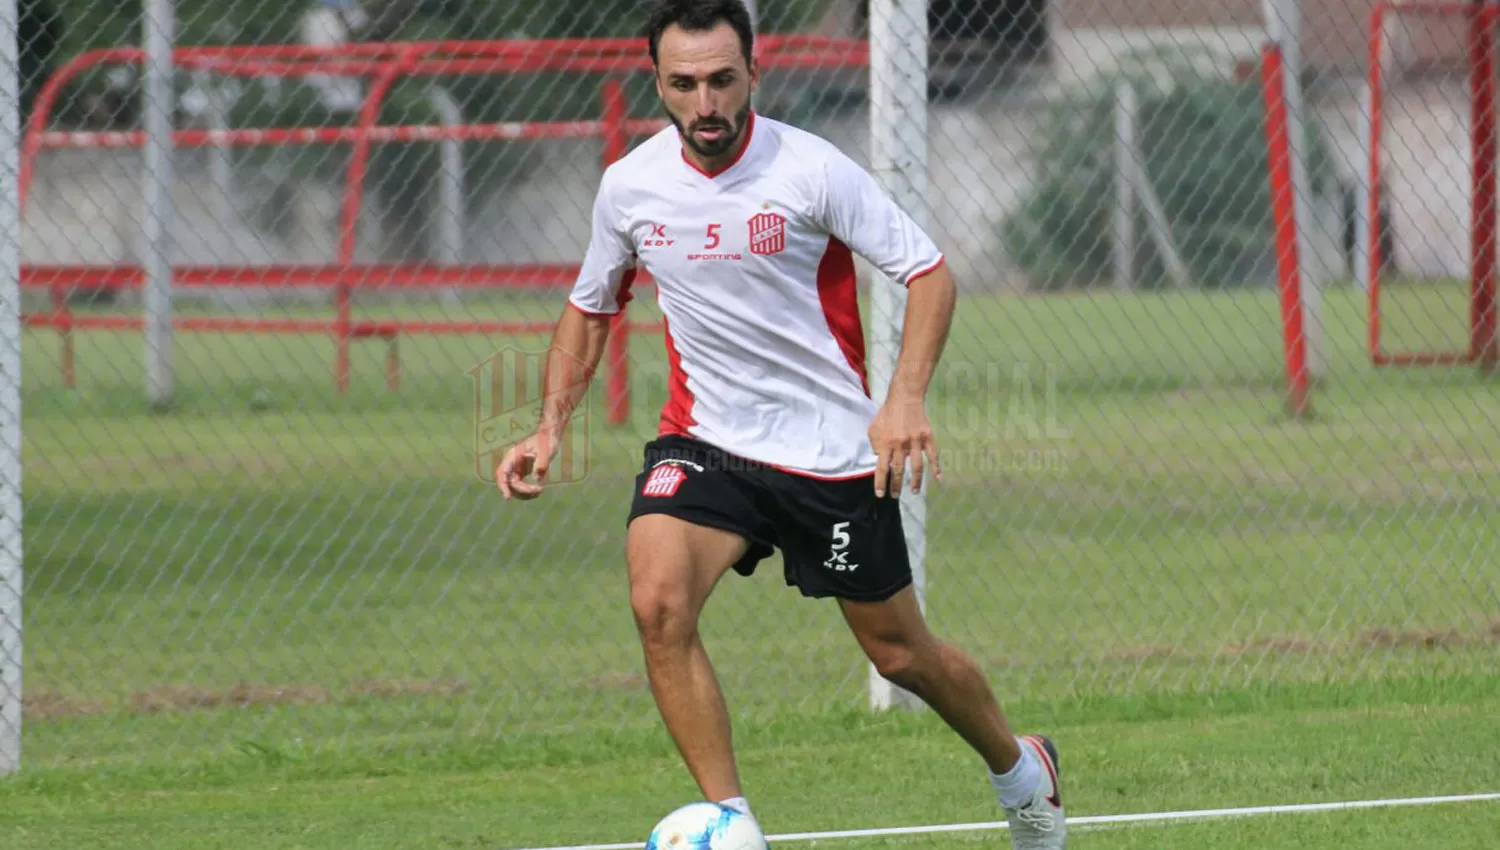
[{"xmin": 18, "ymin": 36, "xmax": 871, "ymax": 422}]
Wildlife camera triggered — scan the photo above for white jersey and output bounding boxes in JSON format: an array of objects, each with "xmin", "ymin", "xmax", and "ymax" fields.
[{"xmin": 568, "ymin": 112, "xmax": 946, "ymax": 479}]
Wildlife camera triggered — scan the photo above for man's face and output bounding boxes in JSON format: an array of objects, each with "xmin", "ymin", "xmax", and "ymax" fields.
[{"xmin": 654, "ymin": 21, "xmax": 757, "ymax": 160}]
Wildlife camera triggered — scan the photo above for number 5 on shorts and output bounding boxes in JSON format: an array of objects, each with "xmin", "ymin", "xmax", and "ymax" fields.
[
  {"xmin": 825, "ymin": 521, "xmax": 859, "ymax": 572},
  {"xmin": 831, "ymin": 521, "xmax": 851, "ymax": 550}
]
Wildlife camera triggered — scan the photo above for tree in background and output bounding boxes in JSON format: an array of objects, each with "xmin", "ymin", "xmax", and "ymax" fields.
[{"xmin": 20, "ymin": 0, "xmax": 64, "ymax": 122}]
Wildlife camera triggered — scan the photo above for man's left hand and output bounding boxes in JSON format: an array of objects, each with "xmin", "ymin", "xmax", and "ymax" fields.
[{"xmin": 868, "ymin": 396, "xmax": 942, "ymax": 498}]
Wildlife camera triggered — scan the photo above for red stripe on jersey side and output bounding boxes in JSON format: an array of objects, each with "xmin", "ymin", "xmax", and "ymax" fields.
[
  {"xmin": 615, "ymin": 266, "xmax": 639, "ymax": 311},
  {"xmin": 680, "ymin": 111, "xmax": 757, "ymax": 179},
  {"xmin": 816, "ymin": 237, "xmax": 870, "ymax": 397},
  {"xmin": 905, "ymin": 254, "xmax": 947, "ymax": 287},
  {"xmin": 568, "ymin": 265, "xmax": 638, "ymax": 317},
  {"xmin": 658, "ymin": 313, "xmax": 698, "ymax": 437}
]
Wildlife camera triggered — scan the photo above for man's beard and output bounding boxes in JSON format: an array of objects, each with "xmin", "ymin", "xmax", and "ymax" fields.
[{"xmin": 672, "ymin": 102, "xmax": 752, "ymax": 159}]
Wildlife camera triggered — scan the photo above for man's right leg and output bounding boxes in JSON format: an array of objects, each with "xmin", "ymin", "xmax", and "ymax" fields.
[{"xmin": 626, "ymin": 513, "xmax": 750, "ymax": 805}]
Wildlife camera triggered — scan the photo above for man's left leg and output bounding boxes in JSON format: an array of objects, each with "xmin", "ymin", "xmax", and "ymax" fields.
[
  {"xmin": 838, "ymin": 587, "xmax": 1067, "ymax": 849},
  {"xmin": 761, "ymin": 468, "xmax": 1066, "ymax": 847},
  {"xmin": 839, "ymin": 586, "xmax": 1018, "ymax": 769}
]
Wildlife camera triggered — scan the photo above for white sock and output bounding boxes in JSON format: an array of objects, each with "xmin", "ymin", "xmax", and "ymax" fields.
[
  {"xmin": 989, "ymin": 741, "xmax": 1042, "ymax": 809},
  {"xmin": 718, "ymin": 796, "xmax": 753, "ymax": 818}
]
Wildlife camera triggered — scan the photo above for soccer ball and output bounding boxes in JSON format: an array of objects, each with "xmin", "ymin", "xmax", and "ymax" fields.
[{"xmin": 644, "ymin": 802, "xmax": 768, "ymax": 850}]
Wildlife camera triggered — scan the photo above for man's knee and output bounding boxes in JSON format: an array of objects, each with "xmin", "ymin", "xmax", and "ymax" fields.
[
  {"xmin": 625, "ymin": 515, "xmax": 743, "ymax": 649},
  {"xmin": 841, "ymin": 587, "xmax": 940, "ymax": 687},
  {"xmin": 629, "ymin": 578, "xmax": 699, "ymax": 647},
  {"xmin": 863, "ymin": 636, "xmax": 926, "ymax": 689}
]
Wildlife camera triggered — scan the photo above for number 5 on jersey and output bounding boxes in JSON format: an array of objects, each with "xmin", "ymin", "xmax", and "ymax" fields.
[
  {"xmin": 825, "ymin": 521, "xmax": 858, "ymax": 572},
  {"xmin": 705, "ymin": 223, "xmax": 721, "ymax": 249}
]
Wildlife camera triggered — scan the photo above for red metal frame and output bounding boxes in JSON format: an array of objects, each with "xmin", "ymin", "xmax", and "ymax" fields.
[
  {"xmin": 18, "ymin": 36, "xmax": 871, "ymax": 421},
  {"xmin": 1367, "ymin": 2, "xmax": 1500, "ymax": 372},
  {"xmin": 1260, "ymin": 43, "xmax": 1311, "ymax": 418}
]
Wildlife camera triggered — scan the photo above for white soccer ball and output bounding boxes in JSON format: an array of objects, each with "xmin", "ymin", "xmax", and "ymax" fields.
[{"xmin": 644, "ymin": 802, "xmax": 769, "ymax": 850}]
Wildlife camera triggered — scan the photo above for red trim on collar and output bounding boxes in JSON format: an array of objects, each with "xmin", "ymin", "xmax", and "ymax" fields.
[{"xmin": 681, "ymin": 111, "xmax": 757, "ymax": 178}]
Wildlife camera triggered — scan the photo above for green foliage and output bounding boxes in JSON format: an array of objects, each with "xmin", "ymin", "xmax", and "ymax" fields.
[
  {"xmin": 42, "ymin": 0, "xmax": 839, "ymax": 123},
  {"xmin": 1001, "ymin": 48, "xmax": 1337, "ymax": 291},
  {"xmin": 41, "ymin": 0, "xmax": 307, "ymax": 126}
]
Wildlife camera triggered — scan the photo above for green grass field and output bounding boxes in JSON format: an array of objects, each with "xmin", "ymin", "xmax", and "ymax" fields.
[{"xmin": 4, "ymin": 281, "xmax": 1498, "ymax": 848}]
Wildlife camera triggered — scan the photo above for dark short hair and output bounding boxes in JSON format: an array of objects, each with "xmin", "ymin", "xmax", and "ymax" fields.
[{"xmin": 645, "ymin": 0, "xmax": 755, "ymax": 69}]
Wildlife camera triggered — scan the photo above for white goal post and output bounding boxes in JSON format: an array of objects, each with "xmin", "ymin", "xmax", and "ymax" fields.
[
  {"xmin": 867, "ymin": 0, "xmax": 929, "ymax": 712},
  {"xmin": 1, "ymin": 0, "xmax": 26, "ymax": 777}
]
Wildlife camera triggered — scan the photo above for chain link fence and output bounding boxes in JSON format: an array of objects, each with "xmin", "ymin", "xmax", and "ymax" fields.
[{"xmin": 5, "ymin": 0, "xmax": 1498, "ymax": 773}]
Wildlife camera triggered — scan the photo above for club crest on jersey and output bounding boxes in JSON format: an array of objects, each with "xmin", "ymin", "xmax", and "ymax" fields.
[
  {"xmin": 748, "ymin": 212, "xmax": 787, "ymax": 255},
  {"xmin": 642, "ymin": 463, "xmax": 687, "ymax": 497}
]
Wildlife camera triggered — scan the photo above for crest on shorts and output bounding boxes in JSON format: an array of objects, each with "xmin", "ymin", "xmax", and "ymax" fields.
[
  {"xmin": 748, "ymin": 211, "xmax": 787, "ymax": 255},
  {"xmin": 641, "ymin": 463, "xmax": 687, "ymax": 497},
  {"xmin": 468, "ymin": 346, "xmax": 591, "ymax": 486}
]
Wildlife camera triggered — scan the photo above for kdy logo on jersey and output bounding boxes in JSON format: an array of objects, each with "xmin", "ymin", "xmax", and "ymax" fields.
[
  {"xmin": 642, "ymin": 223, "xmax": 675, "ymax": 248},
  {"xmin": 748, "ymin": 212, "xmax": 787, "ymax": 255}
]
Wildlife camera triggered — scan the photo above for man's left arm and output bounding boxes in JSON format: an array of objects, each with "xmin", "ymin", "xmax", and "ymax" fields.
[
  {"xmin": 870, "ymin": 260, "xmax": 956, "ymax": 497},
  {"xmin": 815, "ymin": 150, "xmax": 957, "ymax": 497}
]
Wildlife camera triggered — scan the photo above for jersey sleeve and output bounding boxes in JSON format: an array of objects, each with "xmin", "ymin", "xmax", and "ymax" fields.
[
  {"xmin": 568, "ymin": 175, "xmax": 638, "ymax": 316},
  {"xmin": 815, "ymin": 149, "xmax": 946, "ymax": 287}
]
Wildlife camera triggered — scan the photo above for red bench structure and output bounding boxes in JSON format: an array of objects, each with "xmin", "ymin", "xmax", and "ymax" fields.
[{"xmin": 18, "ymin": 36, "xmax": 869, "ymax": 423}]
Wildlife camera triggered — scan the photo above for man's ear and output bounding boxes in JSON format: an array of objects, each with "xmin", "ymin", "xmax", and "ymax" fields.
[{"xmin": 749, "ymin": 58, "xmax": 760, "ymax": 92}]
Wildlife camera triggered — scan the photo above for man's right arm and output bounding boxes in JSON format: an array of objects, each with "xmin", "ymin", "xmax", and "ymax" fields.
[
  {"xmin": 541, "ymin": 174, "xmax": 638, "ymax": 440},
  {"xmin": 499, "ymin": 177, "xmax": 636, "ymax": 498},
  {"xmin": 535, "ymin": 304, "xmax": 613, "ymax": 441},
  {"xmin": 497, "ymin": 304, "xmax": 611, "ymax": 500}
]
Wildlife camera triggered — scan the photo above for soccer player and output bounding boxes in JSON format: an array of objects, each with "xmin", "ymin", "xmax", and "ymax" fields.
[{"xmin": 495, "ymin": 1, "xmax": 1067, "ymax": 847}]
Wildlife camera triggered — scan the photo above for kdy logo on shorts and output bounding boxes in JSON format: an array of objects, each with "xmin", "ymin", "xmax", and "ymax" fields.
[{"xmin": 468, "ymin": 346, "xmax": 591, "ymax": 486}]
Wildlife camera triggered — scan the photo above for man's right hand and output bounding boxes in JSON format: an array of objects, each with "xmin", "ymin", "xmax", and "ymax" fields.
[{"xmin": 496, "ymin": 429, "xmax": 559, "ymax": 501}]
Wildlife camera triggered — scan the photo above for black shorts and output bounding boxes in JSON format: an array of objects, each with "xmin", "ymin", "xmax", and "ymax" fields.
[{"xmin": 625, "ymin": 435, "xmax": 913, "ymax": 602}]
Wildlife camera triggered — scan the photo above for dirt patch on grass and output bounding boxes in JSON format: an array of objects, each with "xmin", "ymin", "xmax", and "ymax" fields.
[
  {"xmin": 23, "ymin": 691, "xmax": 111, "ymax": 720},
  {"xmin": 1097, "ymin": 620, "xmax": 1500, "ymax": 666},
  {"xmin": 1217, "ymin": 620, "xmax": 1500, "ymax": 659},
  {"xmin": 24, "ymin": 677, "xmax": 474, "ymax": 721},
  {"xmin": 1354, "ymin": 626, "xmax": 1475, "ymax": 650},
  {"xmin": 130, "ymin": 682, "xmax": 335, "ymax": 713},
  {"xmin": 1100, "ymin": 644, "xmax": 1183, "ymax": 662},
  {"xmin": 349, "ymin": 678, "xmax": 470, "ymax": 698},
  {"xmin": 1219, "ymin": 635, "xmax": 1317, "ymax": 656}
]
